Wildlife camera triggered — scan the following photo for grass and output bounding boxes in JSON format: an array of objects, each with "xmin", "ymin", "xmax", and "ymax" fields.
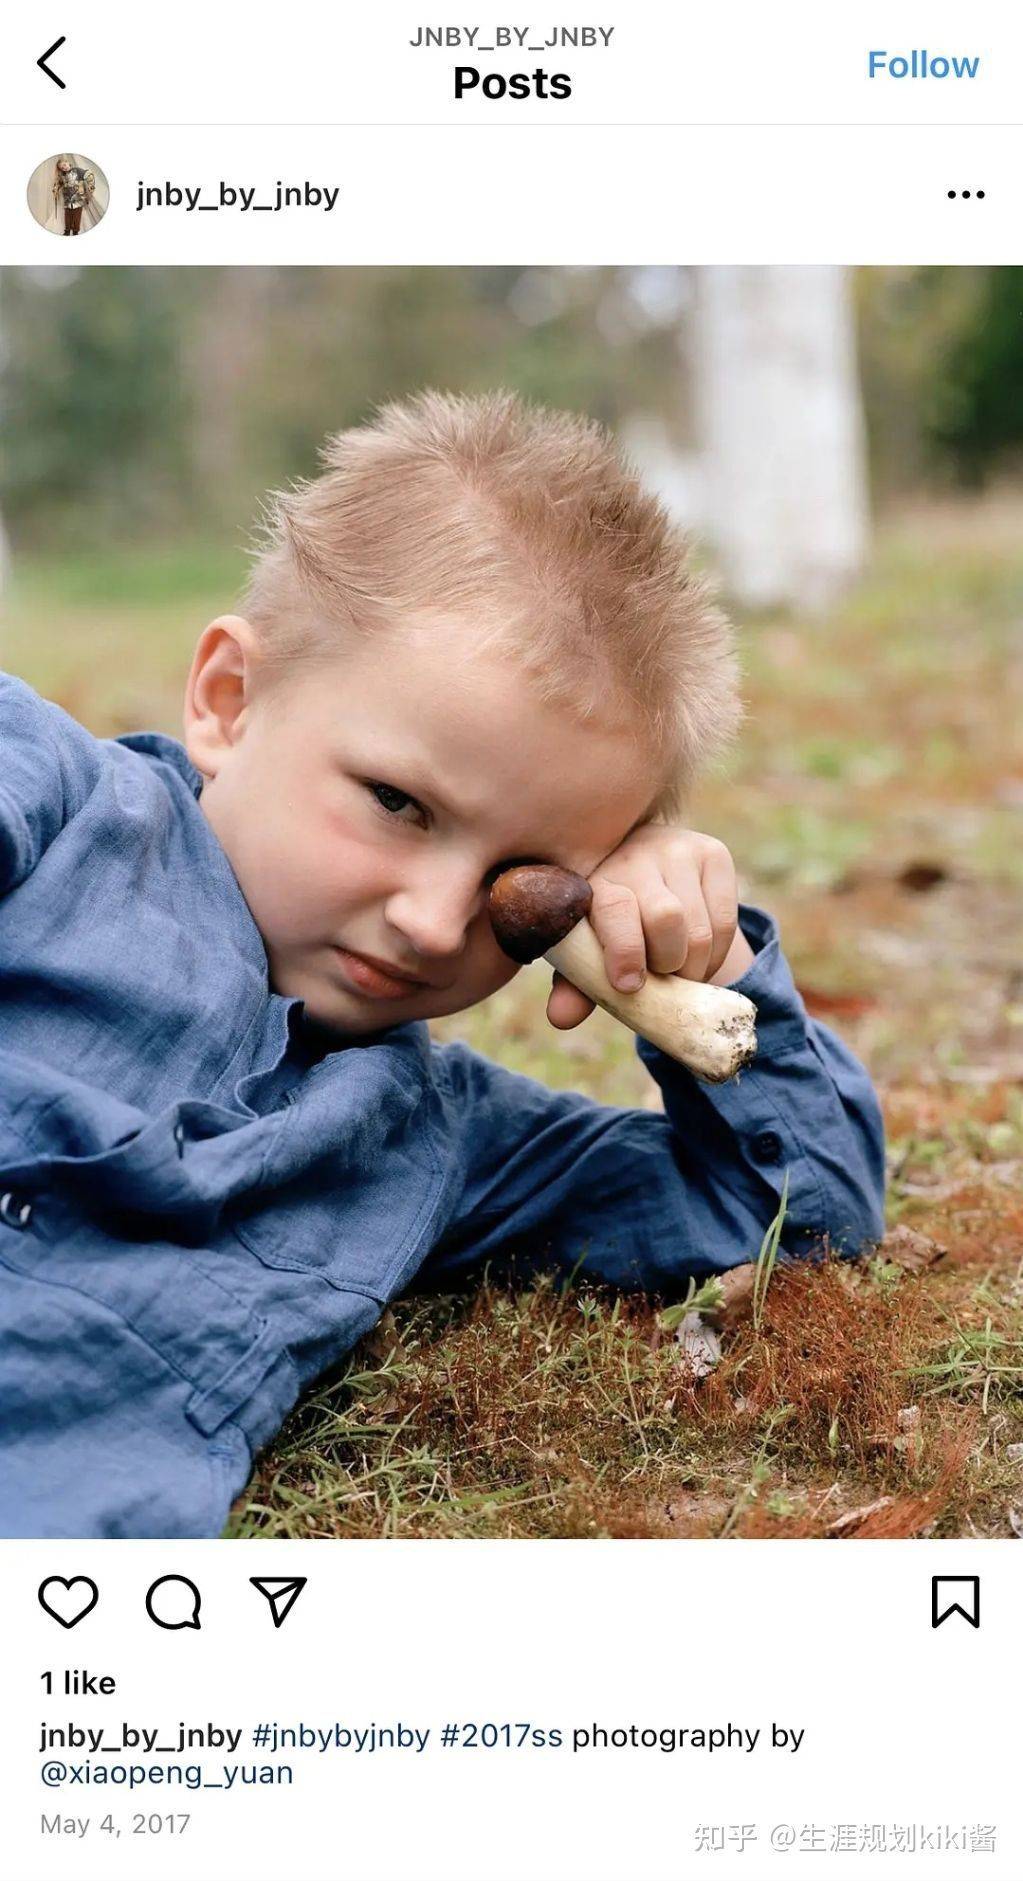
[
  {"xmin": 5, "ymin": 492, "xmax": 1023, "ymax": 1539},
  {"xmin": 751, "ymin": 1170, "xmax": 789, "ymax": 1333}
]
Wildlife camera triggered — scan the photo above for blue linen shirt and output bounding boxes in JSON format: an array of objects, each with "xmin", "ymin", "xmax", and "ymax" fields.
[{"xmin": 0, "ymin": 672, "xmax": 885, "ymax": 1537}]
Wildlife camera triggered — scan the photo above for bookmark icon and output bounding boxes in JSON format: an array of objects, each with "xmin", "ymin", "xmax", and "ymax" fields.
[
  {"xmin": 249, "ymin": 1576, "xmax": 307, "ymax": 1629},
  {"xmin": 930, "ymin": 1574, "xmax": 980, "ymax": 1629}
]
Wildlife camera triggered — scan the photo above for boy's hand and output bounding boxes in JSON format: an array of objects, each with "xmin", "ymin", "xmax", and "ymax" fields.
[{"xmin": 546, "ymin": 826, "xmax": 755, "ymax": 1031}]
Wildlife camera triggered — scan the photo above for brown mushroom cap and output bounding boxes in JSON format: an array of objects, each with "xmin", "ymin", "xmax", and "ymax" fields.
[{"xmin": 488, "ymin": 864, "xmax": 593, "ymax": 964}]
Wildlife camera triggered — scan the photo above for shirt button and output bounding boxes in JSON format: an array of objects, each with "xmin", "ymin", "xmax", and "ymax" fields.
[
  {"xmin": 0, "ymin": 1190, "xmax": 34, "ymax": 1231},
  {"xmin": 751, "ymin": 1130, "xmax": 783, "ymax": 1165}
]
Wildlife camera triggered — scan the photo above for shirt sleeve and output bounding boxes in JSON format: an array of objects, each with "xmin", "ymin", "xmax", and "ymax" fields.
[
  {"xmin": 0, "ymin": 672, "xmax": 105, "ymax": 894},
  {"xmin": 421, "ymin": 903, "xmax": 885, "ymax": 1296}
]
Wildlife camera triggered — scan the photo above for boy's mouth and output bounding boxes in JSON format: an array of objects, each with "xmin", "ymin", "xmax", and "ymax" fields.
[{"xmin": 332, "ymin": 946, "xmax": 434, "ymax": 999}]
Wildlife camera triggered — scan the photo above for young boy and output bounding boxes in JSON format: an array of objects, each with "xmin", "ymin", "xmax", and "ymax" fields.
[{"xmin": 0, "ymin": 392, "xmax": 885, "ymax": 1539}]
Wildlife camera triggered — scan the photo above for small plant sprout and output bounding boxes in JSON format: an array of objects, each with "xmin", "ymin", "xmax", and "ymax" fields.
[
  {"xmin": 658, "ymin": 1275, "xmax": 726, "ymax": 1333},
  {"xmin": 905, "ymin": 1312, "xmax": 1023, "ymax": 1414},
  {"xmin": 752, "ymin": 1171, "xmax": 790, "ymax": 1333}
]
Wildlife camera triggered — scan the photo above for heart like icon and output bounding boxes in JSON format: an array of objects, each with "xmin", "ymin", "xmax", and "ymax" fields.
[{"xmin": 38, "ymin": 1575, "xmax": 99, "ymax": 1629}]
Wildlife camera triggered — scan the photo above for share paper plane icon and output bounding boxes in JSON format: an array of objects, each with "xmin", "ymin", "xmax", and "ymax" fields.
[{"xmin": 249, "ymin": 1576, "xmax": 307, "ymax": 1628}]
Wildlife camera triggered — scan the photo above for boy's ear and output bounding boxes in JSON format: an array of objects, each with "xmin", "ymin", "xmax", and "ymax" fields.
[{"xmin": 183, "ymin": 615, "xmax": 261, "ymax": 778}]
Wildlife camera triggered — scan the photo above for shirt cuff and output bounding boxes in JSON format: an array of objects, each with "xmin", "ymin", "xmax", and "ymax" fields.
[
  {"xmin": 635, "ymin": 902, "xmax": 829, "ymax": 1246},
  {"xmin": 723, "ymin": 903, "xmax": 812, "ymax": 1057}
]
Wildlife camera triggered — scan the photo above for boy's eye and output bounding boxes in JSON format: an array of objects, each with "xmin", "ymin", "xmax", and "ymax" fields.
[{"xmin": 366, "ymin": 781, "xmax": 429, "ymax": 829}]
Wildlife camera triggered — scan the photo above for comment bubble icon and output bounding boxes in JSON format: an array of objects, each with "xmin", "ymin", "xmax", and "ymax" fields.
[{"xmin": 145, "ymin": 1574, "xmax": 202, "ymax": 1630}]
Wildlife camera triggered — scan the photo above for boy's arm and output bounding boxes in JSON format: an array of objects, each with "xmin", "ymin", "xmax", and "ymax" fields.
[
  {"xmin": 421, "ymin": 903, "xmax": 885, "ymax": 1296},
  {"xmin": 0, "ymin": 672, "xmax": 104, "ymax": 894},
  {"xmin": 635, "ymin": 904, "xmax": 886, "ymax": 1260}
]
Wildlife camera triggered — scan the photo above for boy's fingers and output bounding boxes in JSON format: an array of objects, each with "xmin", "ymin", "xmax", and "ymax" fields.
[
  {"xmin": 676, "ymin": 900, "xmax": 716, "ymax": 983},
  {"xmin": 585, "ymin": 844, "xmax": 738, "ymax": 989},
  {"xmin": 586, "ymin": 876, "xmax": 647, "ymax": 991},
  {"xmin": 546, "ymin": 970, "xmax": 595, "ymax": 1030},
  {"xmin": 629, "ymin": 854, "xmax": 717, "ymax": 982},
  {"xmin": 699, "ymin": 841, "xmax": 740, "ymax": 980},
  {"xmin": 639, "ymin": 861, "xmax": 704, "ymax": 977}
]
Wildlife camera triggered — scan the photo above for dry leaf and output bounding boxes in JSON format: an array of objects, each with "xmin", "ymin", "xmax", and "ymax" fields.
[
  {"xmin": 880, "ymin": 1225, "xmax": 948, "ymax": 1272},
  {"xmin": 898, "ymin": 861, "xmax": 949, "ymax": 892}
]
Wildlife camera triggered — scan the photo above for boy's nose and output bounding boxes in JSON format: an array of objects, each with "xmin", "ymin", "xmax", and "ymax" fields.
[{"xmin": 384, "ymin": 871, "xmax": 487, "ymax": 967}]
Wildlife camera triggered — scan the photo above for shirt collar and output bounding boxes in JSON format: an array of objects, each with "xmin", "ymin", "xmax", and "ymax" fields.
[{"xmin": 114, "ymin": 730, "xmax": 206, "ymax": 799}]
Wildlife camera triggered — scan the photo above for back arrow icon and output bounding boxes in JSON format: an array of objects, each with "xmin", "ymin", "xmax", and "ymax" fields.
[{"xmin": 38, "ymin": 37, "xmax": 67, "ymax": 90}]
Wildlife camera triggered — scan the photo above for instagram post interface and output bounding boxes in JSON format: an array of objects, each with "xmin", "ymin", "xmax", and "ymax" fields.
[{"xmin": 0, "ymin": 10, "xmax": 1020, "ymax": 1880}]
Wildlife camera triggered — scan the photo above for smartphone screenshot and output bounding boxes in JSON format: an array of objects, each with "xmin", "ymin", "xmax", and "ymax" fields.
[{"xmin": 0, "ymin": 5, "xmax": 1019, "ymax": 1876}]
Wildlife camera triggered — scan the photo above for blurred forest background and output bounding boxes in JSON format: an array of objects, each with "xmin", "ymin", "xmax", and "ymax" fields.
[
  {"xmin": 1, "ymin": 265, "xmax": 1021, "ymax": 1539},
  {"xmin": 3, "ymin": 264, "xmax": 1023, "ymax": 550}
]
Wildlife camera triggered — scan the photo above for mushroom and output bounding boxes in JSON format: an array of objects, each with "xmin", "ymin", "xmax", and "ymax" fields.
[{"xmin": 489, "ymin": 864, "xmax": 757, "ymax": 1083}]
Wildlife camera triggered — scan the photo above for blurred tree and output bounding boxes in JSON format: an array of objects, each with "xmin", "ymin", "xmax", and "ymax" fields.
[
  {"xmin": 0, "ymin": 280, "xmax": 8, "ymax": 598},
  {"xmin": 0, "ymin": 268, "xmax": 191, "ymax": 547},
  {"xmin": 0, "ymin": 267, "xmax": 686, "ymax": 549},
  {"xmin": 926, "ymin": 268, "xmax": 1023, "ymax": 482},
  {"xmin": 855, "ymin": 268, "xmax": 985, "ymax": 494},
  {"xmin": 7, "ymin": 264, "xmax": 1019, "ymax": 554}
]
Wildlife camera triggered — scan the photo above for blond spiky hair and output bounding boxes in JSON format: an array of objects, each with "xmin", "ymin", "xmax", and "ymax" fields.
[{"xmin": 244, "ymin": 390, "xmax": 741, "ymax": 815}]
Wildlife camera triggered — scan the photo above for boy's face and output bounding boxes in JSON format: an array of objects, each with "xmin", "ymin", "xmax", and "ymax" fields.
[{"xmin": 188, "ymin": 616, "xmax": 661, "ymax": 1036}]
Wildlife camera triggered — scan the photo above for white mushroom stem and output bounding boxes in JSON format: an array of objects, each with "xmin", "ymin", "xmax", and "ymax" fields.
[{"xmin": 545, "ymin": 917, "xmax": 757, "ymax": 1084}]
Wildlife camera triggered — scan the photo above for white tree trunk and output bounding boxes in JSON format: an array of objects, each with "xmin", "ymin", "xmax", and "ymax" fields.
[{"xmin": 693, "ymin": 266, "xmax": 869, "ymax": 611}]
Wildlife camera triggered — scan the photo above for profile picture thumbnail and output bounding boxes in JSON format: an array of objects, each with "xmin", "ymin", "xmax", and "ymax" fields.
[{"xmin": 26, "ymin": 152, "xmax": 110, "ymax": 237}]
